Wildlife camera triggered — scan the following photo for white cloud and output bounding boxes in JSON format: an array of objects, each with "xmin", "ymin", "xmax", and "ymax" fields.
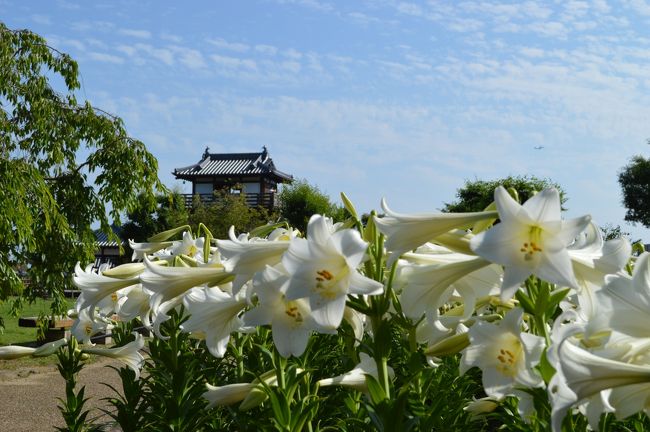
[
  {"xmin": 255, "ymin": 44, "xmax": 278, "ymax": 56},
  {"xmin": 180, "ymin": 49, "xmax": 206, "ymax": 69},
  {"xmin": 592, "ymin": 0, "xmax": 611, "ymax": 13},
  {"xmin": 57, "ymin": 0, "xmax": 80, "ymax": 10},
  {"xmin": 211, "ymin": 54, "xmax": 257, "ymax": 71},
  {"xmin": 118, "ymin": 28, "xmax": 152, "ymax": 39},
  {"xmin": 347, "ymin": 11, "xmax": 387, "ymax": 25},
  {"xmin": 447, "ymin": 18, "xmax": 484, "ymax": 32},
  {"xmin": 281, "ymin": 60, "xmax": 301, "ymax": 73},
  {"xmin": 161, "ymin": 33, "xmax": 182, "ymax": 43},
  {"xmin": 206, "ymin": 37, "xmax": 250, "ymax": 52},
  {"xmin": 88, "ymin": 52, "xmax": 124, "ymax": 64},
  {"xmin": 273, "ymin": 0, "xmax": 333, "ymax": 12},
  {"xmin": 396, "ymin": 2, "xmax": 424, "ymax": 17},
  {"xmin": 626, "ymin": 0, "xmax": 650, "ymax": 16},
  {"xmin": 283, "ymin": 48, "xmax": 303, "ymax": 59},
  {"xmin": 48, "ymin": 37, "xmax": 86, "ymax": 52},
  {"xmin": 520, "ymin": 47, "xmax": 545, "ymax": 58},
  {"xmin": 133, "ymin": 43, "xmax": 174, "ymax": 65},
  {"xmin": 116, "ymin": 45, "xmax": 137, "ymax": 57},
  {"xmin": 528, "ymin": 21, "xmax": 568, "ymax": 38}
]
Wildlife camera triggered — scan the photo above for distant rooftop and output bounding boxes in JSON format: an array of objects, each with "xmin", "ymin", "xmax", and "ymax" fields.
[
  {"xmin": 94, "ymin": 225, "xmax": 124, "ymax": 248},
  {"xmin": 172, "ymin": 146, "xmax": 293, "ymax": 182}
]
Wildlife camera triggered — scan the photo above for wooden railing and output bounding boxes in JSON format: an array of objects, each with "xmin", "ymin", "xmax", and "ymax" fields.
[{"xmin": 181, "ymin": 193, "xmax": 276, "ymax": 209}]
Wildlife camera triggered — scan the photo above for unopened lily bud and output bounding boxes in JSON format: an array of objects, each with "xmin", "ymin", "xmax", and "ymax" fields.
[
  {"xmin": 147, "ymin": 225, "xmax": 191, "ymax": 242},
  {"xmin": 239, "ymin": 370, "xmax": 279, "ymax": 411},
  {"xmin": 464, "ymin": 397, "xmax": 500, "ymax": 417},
  {"xmin": 33, "ymin": 338, "xmax": 67, "ymax": 357},
  {"xmin": 102, "ymin": 262, "xmax": 146, "ymax": 279},
  {"xmin": 340, "ymin": 192, "xmax": 359, "ymax": 220},
  {"xmin": 203, "ymin": 383, "xmax": 254, "ymax": 408},
  {"xmin": 424, "ymin": 332, "xmax": 470, "ymax": 357},
  {"xmin": 0, "ymin": 345, "xmax": 36, "ymax": 360}
]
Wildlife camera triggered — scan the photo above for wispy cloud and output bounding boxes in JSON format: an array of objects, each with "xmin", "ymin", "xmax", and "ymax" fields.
[
  {"xmin": 206, "ymin": 37, "xmax": 250, "ymax": 52},
  {"xmin": 255, "ymin": 44, "xmax": 278, "ymax": 56},
  {"xmin": 273, "ymin": 0, "xmax": 334, "ymax": 12},
  {"xmin": 88, "ymin": 52, "xmax": 124, "ymax": 64},
  {"xmin": 161, "ymin": 33, "xmax": 182, "ymax": 43},
  {"xmin": 176, "ymin": 48, "xmax": 207, "ymax": 69},
  {"xmin": 211, "ymin": 53, "xmax": 257, "ymax": 71},
  {"xmin": 118, "ymin": 28, "xmax": 152, "ymax": 39}
]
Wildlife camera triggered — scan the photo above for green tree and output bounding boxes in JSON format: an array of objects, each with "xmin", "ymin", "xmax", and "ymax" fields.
[
  {"xmin": 0, "ymin": 23, "xmax": 162, "ymax": 313},
  {"xmin": 188, "ymin": 190, "xmax": 276, "ymax": 239},
  {"xmin": 618, "ymin": 155, "xmax": 650, "ymax": 228},
  {"xmin": 276, "ymin": 179, "xmax": 345, "ymax": 232},
  {"xmin": 443, "ymin": 175, "xmax": 566, "ymax": 213},
  {"xmin": 121, "ymin": 190, "xmax": 188, "ymax": 262},
  {"xmin": 122, "ymin": 190, "xmax": 189, "ymax": 243}
]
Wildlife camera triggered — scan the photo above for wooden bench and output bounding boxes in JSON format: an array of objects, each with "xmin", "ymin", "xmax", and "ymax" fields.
[{"xmin": 18, "ymin": 316, "xmax": 73, "ymax": 343}]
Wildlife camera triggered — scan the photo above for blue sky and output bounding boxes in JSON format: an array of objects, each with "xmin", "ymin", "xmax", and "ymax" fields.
[{"xmin": 3, "ymin": 0, "xmax": 650, "ymax": 240}]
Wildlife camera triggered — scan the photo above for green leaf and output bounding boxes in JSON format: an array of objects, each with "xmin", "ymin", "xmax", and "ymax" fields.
[
  {"xmin": 364, "ymin": 374, "xmax": 386, "ymax": 405},
  {"xmin": 515, "ymin": 289, "xmax": 536, "ymax": 316},
  {"xmin": 537, "ymin": 349, "xmax": 556, "ymax": 384}
]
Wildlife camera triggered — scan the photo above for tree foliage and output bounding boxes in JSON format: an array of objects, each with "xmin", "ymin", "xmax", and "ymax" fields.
[
  {"xmin": 443, "ymin": 175, "xmax": 566, "ymax": 213},
  {"xmin": 276, "ymin": 179, "xmax": 345, "ymax": 233},
  {"xmin": 618, "ymin": 155, "xmax": 650, "ymax": 228},
  {"xmin": 0, "ymin": 23, "xmax": 162, "ymax": 311},
  {"xmin": 188, "ymin": 190, "xmax": 276, "ymax": 239},
  {"xmin": 121, "ymin": 190, "xmax": 188, "ymax": 243}
]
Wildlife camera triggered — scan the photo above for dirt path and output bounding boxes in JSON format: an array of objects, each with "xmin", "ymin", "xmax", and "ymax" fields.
[{"xmin": 0, "ymin": 358, "xmax": 123, "ymax": 432}]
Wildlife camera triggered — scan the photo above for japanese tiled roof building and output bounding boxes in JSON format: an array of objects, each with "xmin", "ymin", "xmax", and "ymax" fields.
[{"xmin": 172, "ymin": 147, "xmax": 293, "ymax": 208}]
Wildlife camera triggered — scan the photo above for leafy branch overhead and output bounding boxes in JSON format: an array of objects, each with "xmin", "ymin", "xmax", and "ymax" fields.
[{"xmin": 0, "ymin": 23, "xmax": 163, "ymax": 309}]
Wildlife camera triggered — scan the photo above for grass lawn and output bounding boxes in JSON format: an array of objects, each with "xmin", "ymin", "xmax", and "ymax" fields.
[{"xmin": 0, "ymin": 297, "xmax": 74, "ymax": 346}]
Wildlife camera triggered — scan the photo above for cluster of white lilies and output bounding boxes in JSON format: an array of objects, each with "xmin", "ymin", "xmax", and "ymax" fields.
[{"xmin": 4, "ymin": 186, "xmax": 647, "ymax": 430}]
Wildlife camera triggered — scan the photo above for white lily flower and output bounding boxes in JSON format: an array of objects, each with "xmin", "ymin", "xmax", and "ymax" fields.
[
  {"xmin": 244, "ymin": 265, "xmax": 319, "ymax": 358},
  {"xmin": 592, "ymin": 252, "xmax": 650, "ymax": 338},
  {"xmin": 180, "ymin": 287, "xmax": 246, "ymax": 358},
  {"xmin": 568, "ymin": 222, "xmax": 631, "ymax": 285},
  {"xmin": 470, "ymin": 187, "xmax": 591, "ymax": 301},
  {"xmin": 553, "ymin": 334, "xmax": 650, "ymax": 418},
  {"xmin": 203, "ymin": 369, "xmax": 298, "ymax": 411},
  {"xmin": 343, "ymin": 306, "xmax": 366, "ymax": 345},
  {"xmin": 317, "ymin": 352, "xmax": 395, "ymax": 392},
  {"xmin": 203, "ymin": 382, "xmax": 255, "ymax": 408},
  {"xmin": 96, "ymin": 288, "xmax": 126, "ymax": 317},
  {"xmin": 169, "ymin": 231, "xmax": 205, "ymax": 260},
  {"xmin": 548, "ymin": 312, "xmax": 650, "ymax": 430},
  {"xmin": 374, "ymin": 199, "xmax": 497, "ymax": 265},
  {"xmin": 565, "ymin": 222, "xmax": 631, "ymax": 324},
  {"xmin": 73, "ymin": 263, "xmax": 139, "ymax": 316},
  {"xmin": 82, "ymin": 332, "xmax": 145, "ymax": 379},
  {"xmin": 283, "ymin": 215, "xmax": 384, "ymax": 330},
  {"xmin": 116, "ymin": 284, "xmax": 151, "ymax": 323},
  {"xmin": 218, "ymin": 226, "xmax": 293, "ymax": 294},
  {"xmin": 70, "ymin": 308, "xmax": 110, "ymax": 345},
  {"xmin": 129, "ymin": 239, "xmax": 174, "ymax": 261},
  {"xmin": 140, "ymin": 258, "xmax": 232, "ymax": 318},
  {"xmin": 460, "ymin": 308, "xmax": 545, "ymax": 399},
  {"xmin": 396, "ymin": 256, "xmax": 492, "ymax": 320}
]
